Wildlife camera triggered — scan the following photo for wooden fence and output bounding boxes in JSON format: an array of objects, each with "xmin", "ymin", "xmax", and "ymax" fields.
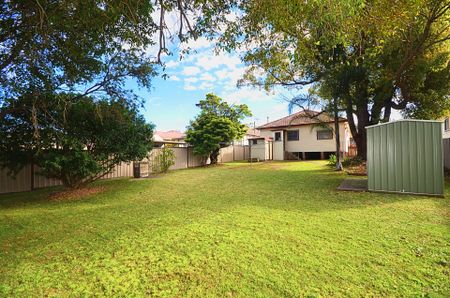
[{"xmin": 0, "ymin": 145, "xmax": 250, "ymax": 194}]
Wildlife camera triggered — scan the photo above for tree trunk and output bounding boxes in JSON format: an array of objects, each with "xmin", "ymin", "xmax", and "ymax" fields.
[
  {"xmin": 345, "ymin": 101, "xmax": 369, "ymax": 161},
  {"xmin": 333, "ymin": 98, "xmax": 343, "ymax": 170},
  {"xmin": 353, "ymin": 131, "xmax": 367, "ymax": 160},
  {"xmin": 210, "ymin": 148, "xmax": 220, "ymax": 164}
]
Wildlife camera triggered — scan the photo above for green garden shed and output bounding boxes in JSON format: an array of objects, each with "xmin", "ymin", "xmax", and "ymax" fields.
[{"xmin": 366, "ymin": 120, "xmax": 444, "ymax": 197}]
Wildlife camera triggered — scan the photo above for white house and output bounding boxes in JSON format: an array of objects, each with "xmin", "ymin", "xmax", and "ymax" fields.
[
  {"xmin": 443, "ymin": 115, "xmax": 450, "ymax": 169},
  {"xmin": 254, "ymin": 110, "xmax": 352, "ymax": 160},
  {"xmin": 443, "ymin": 116, "xmax": 450, "ymax": 139}
]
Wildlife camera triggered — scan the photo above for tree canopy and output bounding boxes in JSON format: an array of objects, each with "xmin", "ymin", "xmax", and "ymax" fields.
[
  {"xmin": 185, "ymin": 93, "xmax": 251, "ymax": 164},
  {"xmin": 197, "ymin": 0, "xmax": 450, "ymax": 158},
  {"xmin": 0, "ymin": 0, "xmax": 201, "ymax": 185},
  {"xmin": 0, "ymin": 95, "xmax": 153, "ymax": 188}
]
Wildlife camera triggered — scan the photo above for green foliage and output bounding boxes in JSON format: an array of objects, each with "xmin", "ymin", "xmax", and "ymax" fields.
[
  {"xmin": 0, "ymin": 162, "xmax": 449, "ymax": 296},
  {"xmin": 328, "ymin": 154, "xmax": 337, "ymax": 167},
  {"xmin": 342, "ymin": 156, "xmax": 364, "ymax": 167},
  {"xmin": 198, "ymin": 0, "xmax": 450, "ymax": 159},
  {"xmin": 152, "ymin": 148, "xmax": 176, "ymax": 174},
  {"xmin": 0, "ymin": 1, "xmax": 159, "ymax": 107},
  {"xmin": 185, "ymin": 93, "xmax": 252, "ymax": 164},
  {"xmin": 0, "ymin": 95, "xmax": 153, "ymax": 188}
]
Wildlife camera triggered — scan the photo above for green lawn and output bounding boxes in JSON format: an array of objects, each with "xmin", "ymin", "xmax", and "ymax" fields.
[{"xmin": 1, "ymin": 161, "xmax": 449, "ymax": 297}]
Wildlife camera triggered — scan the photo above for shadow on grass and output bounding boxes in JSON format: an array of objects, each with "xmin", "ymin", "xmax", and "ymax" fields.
[{"xmin": 1, "ymin": 161, "xmax": 448, "ymax": 216}]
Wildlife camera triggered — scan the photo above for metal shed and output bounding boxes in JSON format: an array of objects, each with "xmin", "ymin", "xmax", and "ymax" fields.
[{"xmin": 366, "ymin": 120, "xmax": 444, "ymax": 197}]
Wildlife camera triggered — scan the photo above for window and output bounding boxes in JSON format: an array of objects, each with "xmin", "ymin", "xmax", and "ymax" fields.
[
  {"xmin": 445, "ymin": 117, "xmax": 449, "ymax": 131},
  {"xmin": 317, "ymin": 130, "xmax": 333, "ymax": 140},
  {"xmin": 274, "ymin": 132, "xmax": 281, "ymax": 142},
  {"xmin": 287, "ymin": 130, "xmax": 299, "ymax": 141},
  {"xmin": 251, "ymin": 139, "xmax": 258, "ymax": 145}
]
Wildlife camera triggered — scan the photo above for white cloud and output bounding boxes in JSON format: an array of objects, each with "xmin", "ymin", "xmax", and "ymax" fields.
[
  {"xmin": 215, "ymin": 67, "xmax": 246, "ymax": 86},
  {"xmin": 165, "ymin": 60, "xmax": 179, "ymax": 68},
  {"xmin": 183, "ymin": 84, "xmax": 197, "ymax": 91},
  {"xmin": 199, "ymin": 73, "xmax": 215, "ymax": 82},
  {"xmin": 198, "ymin": 82, "xmax": 214, "ymax": 90},
  {"xmin": 196, "ymin": 52, "xmax": 241, "ymax": 71},
  {"xmin": 182, "ymin": 66, "xmax": 201, "ymax": 76},
  {"xmin": 180, "ymin": 36, "xmax": 213, "ymax": 51},
  {"xmin": 185, "ymin": 77, "xmax": 199, "ymax": 83},
  {"xmin": 220, "ymin": 87, "xmax": 275, "ymax": 104},
  {"xmin": 169, "ymin": 75, "xmax": 181, "ymax": 81}
]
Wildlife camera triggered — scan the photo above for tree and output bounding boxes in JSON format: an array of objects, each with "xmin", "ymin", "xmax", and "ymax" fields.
[
  {"xmin": 0, "ymin": 0, "xmax": 203, "ymax": 184},
  {"xmin": 197, "ymin": 0, "xmax": 450, "ymax": 159},
  {"xmin": 185, "ymin": 94, "xmax": 251, "ymax": 164},
  {"xmin": 0, "ymin": 95, "xmax": 153, "ymax": 188}
]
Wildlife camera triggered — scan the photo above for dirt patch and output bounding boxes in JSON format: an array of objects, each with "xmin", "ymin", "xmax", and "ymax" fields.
[
  {"xmin": 49, "ymin": 186, "xmax": 106, "ymax": 201},
  {"xmin": 345, "ymin": 163, "xmax": 367, "ymax": 176}
]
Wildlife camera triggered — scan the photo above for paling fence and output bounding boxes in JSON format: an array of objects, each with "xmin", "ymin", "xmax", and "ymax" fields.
[{"xmin": 0, "ymin": 145, "xmax": 250, "ymax": 194}]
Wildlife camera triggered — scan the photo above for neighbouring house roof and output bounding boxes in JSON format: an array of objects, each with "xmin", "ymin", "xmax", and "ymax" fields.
[
  {"xmin": 154, "ymin": 130, "xmax": 186, "ymax": 141},
  {"xmin": 246, "ymin": 127, "xmax": 260, "ymax": 137},
  {"xmin": 257, "ymin": 110, "xmax": 346, "ymax": 130}
]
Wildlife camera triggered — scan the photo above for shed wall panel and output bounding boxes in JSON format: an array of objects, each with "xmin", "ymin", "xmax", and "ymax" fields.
[{"xmin": 367, "ymin": 120, "xmax": 444, "ymax": 196}]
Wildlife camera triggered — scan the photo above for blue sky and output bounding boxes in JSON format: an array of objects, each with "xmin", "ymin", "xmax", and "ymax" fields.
[{"xmin": 130, "ymin": 37, "xmax": 298, "ymax": 132}]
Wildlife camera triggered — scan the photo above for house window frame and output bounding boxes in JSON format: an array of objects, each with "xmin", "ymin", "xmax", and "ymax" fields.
[
  {"xmin": 274, "ymin": 132, "xmax": 282, "ymax": 142},
  {"xmin": 287, "ymin": 130, "xmax": 299, "ymax": 141},
  {"xmin": 445, "ymin": 117, "xmax": 449, "ymax": 131},
  {"xmin": 251, "ymin": 139, "xmax": 258, "ymax": 145},
  {"xmin": 317, "ymin": 130, "xmax": 333, "ymax": 140}
]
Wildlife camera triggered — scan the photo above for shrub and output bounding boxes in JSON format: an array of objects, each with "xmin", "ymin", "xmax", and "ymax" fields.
[
  {"xmin": 152, "ymin": 148, "xmax": 175, "ymax": 174},
  {"xmin": 342, "ymin": 156, "xmax": 364, "ymax": 167},
  {"xmin": 328, "ymin": 154, "xmax": 337, "ymax": 167},
  {"xmin": 0, "ymin": 95, "xmax": 153, "ymax": 189}
]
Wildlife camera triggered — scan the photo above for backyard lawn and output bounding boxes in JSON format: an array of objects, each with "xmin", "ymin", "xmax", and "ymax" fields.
[{"xmin": 0, "ymin": 161, "xmax": 449, "ymax": 297}]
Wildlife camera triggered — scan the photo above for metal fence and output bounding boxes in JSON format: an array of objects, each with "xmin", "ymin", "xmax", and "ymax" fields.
[{"xmin": 0, "ymin": 145, "xmax": 250, "ymax": 194}]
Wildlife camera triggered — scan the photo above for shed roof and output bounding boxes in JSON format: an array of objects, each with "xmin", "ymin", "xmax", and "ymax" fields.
[{"xmin": 366, "ymin": 119, "xmax": 443, "ymax": 129}]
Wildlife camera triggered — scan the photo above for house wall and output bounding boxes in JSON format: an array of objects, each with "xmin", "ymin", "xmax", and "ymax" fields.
[
  {"xmin": 444, "ymin": 138, "xmax": 450, "ymax": 169},
  {"xmin": 443, "ymin": 117, "xmax": 450, "ymax": 139},
  {"xmin": 250, "ymin": 139, "xmax": 269, "ymax": 161},
  {"xmin": 260, "ymin": 122, "xmax": 350, "ymax": 158},
  {"xmin": 272, "ymin": 131, "xmax": 284, "ymax": 160}
]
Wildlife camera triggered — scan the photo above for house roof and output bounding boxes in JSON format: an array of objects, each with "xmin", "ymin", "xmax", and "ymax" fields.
[
  {"xmin": 245, "ymin": 127, "xmax": 260, "ymax": 137},
  {"xmin": 154, "ymin": 130, "xmax": 186, "ymax": 140},
  {"xmin": 257, "ymin": 110, "xmax": 346, "ymax": 130}
]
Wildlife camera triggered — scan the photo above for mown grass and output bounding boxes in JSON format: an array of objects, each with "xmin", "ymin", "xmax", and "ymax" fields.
[{"xmin": 0, "ymin": 161, "xmax": 449, "ymax": 297}]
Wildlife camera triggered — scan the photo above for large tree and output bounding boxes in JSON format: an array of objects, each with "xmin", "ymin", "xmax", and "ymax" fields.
[
  {"xmin": 0, "ymin": 0, "xmax": 202, "ymax": 182},
  {"xmin": 0, "ymin": 0, "xmax": 202, "ymax": 113},
  {"xmin": 197, "ymin": 0, "xmax": 450, "ymax": 159},
  {"xmin": 0, "ymin": 95, "xmax": 153, "ymax": 188},
  {"xmin": 185, "ymin": 93, "xmax": 251, "ymax": 164}
]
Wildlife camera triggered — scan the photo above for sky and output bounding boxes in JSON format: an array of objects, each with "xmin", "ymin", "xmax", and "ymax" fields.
[{"xmin": 128, "ymin": 36, "xmax": 298, "ymax": 132}]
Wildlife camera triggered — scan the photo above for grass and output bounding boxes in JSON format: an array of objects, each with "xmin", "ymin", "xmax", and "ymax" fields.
[{"xmin": 0, "ymin": 161, "xmax": 449, "ymax": 297}]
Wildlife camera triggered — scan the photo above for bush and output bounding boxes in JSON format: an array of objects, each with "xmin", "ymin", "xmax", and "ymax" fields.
[
  {"xmin": 152, "ymin": 148, "xmax": 175, "ymax": 174},
  {"xmin": 0, "ymin": 95, "xmax": 153, "ymax": 189},
  {"xmin": 328, "ymin": 154, "xmax": 337, "ymax": 167},
  {"xmin": 342, "ymin": 156, "xmax": 364, "ymax": 167}
]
